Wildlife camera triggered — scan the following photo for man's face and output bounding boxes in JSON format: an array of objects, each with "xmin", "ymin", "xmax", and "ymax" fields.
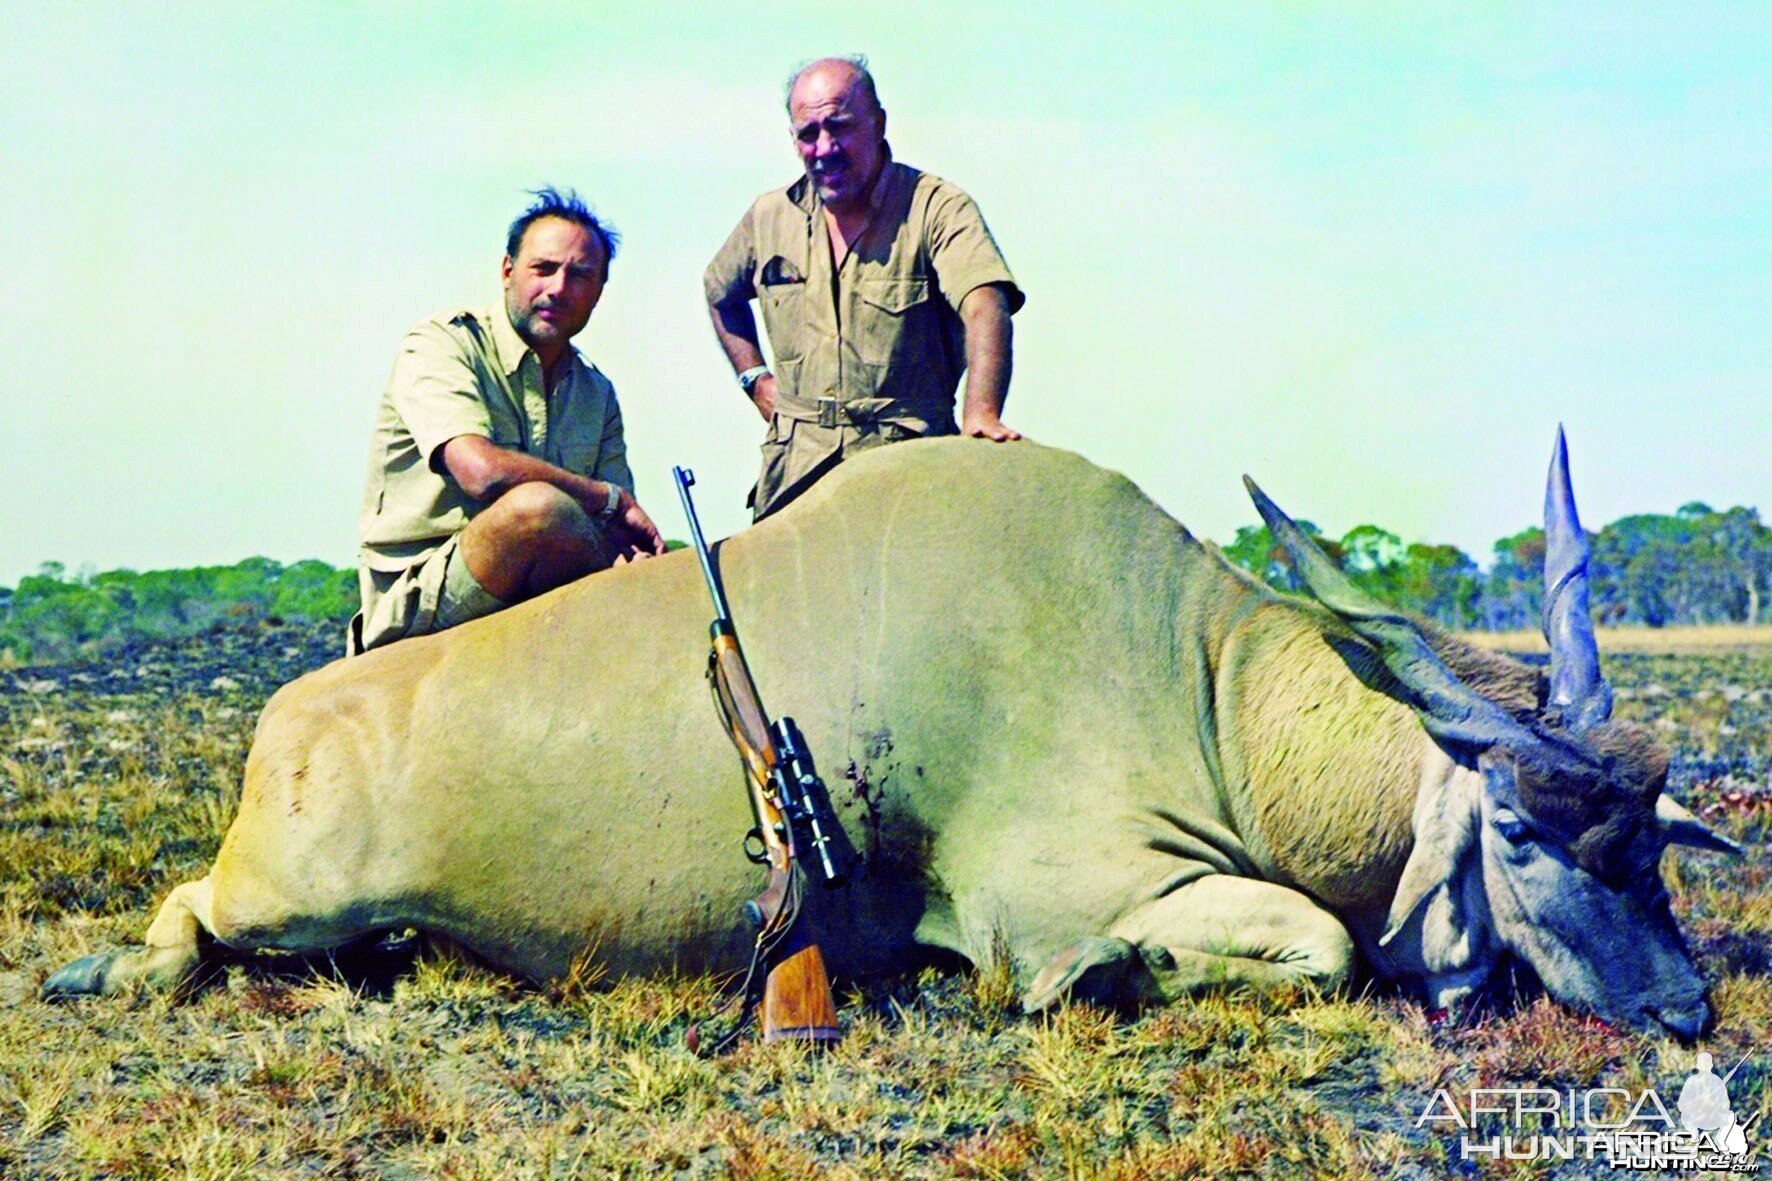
[
  {"xmin": 789, "ymin": 66, "xmax": 885, "ymax": 213},
  {"xmin": 502, "ymin": 216, "xmax": 607, "ymax": 358}
]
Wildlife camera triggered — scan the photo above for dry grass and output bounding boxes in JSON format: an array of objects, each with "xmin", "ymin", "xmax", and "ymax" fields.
[
  {"xmin": 1465, "ymin": 623, "xmax": 1772, "ymax": 655},
  {"xmin": 1, "ymin": 633, "xmax": 1768, "ymax": 1177}
]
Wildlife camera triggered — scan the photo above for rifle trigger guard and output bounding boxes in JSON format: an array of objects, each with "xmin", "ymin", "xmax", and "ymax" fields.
[{"xmin": 743, "ymin": 827, "xmax": 769, "ymax": 865}]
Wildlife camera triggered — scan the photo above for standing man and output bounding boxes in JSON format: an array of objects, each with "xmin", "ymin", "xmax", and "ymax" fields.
[
  {"xmin": 352, "ymin": 187, "xmax": 665, "ymax": 655},
  {"xmin": 705, "ymin": 56, "xmax": 1026, "ymax": 520}
]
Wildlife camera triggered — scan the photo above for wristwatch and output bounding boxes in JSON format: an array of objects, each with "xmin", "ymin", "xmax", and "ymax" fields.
[
  {"xmin": 598, "ymin": 484, "xmax": 623, "ymax": 519},
  {"xmin": 738, "ymin": 365, "xmax": 772, "ymax": 396}
]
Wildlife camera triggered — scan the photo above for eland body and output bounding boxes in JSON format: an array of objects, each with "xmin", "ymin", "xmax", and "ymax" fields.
[{"xmin": 46, "ymin": 437, "xmax": 1730, "ymax": 1036}]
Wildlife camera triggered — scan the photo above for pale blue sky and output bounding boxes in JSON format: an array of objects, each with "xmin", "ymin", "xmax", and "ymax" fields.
[{"xmin": 2, "ymin": 2, "xmax": 1765, "ymax": 585}]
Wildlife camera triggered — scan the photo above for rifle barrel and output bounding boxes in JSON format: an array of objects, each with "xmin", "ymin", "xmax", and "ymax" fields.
[{"xmin": 672, "ymin": 466, "xmax": 733, "ymax": 627}]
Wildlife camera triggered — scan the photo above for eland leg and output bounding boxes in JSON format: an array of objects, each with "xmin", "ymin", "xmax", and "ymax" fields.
[
  {"xmin": 1024, "ymin": 875, "xmax": 1354, "ymax": 1012},
  {"xmin": 43, "ymin": 876, "xmax": 219, "ymax": 998},
  {"xmin": 44, "ymin": 864, "xmax": 391, "ymax": 998}
]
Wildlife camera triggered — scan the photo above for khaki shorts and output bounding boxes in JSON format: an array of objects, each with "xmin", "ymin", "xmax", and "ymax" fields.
[{"xmin": 349, "ymin": 534, "xmax": 509, "ymax": 655}]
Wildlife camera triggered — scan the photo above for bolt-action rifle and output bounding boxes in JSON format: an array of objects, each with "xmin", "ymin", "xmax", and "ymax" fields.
[{"xmin": 673, "ymin": 467, "xmax": 852, "ymax": 1049}]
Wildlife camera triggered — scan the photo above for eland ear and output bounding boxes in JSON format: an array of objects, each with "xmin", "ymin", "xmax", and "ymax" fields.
[
  {"xmin": 1381, "ymin": 768, "xmax": 1484, "ymax": 958},
  {"xmin": 1243, "ymin": 476, "xmax": 1534, "ymax": 754},
  {"xmin": 1656, "ymin": 795, "xmax": 1744, "ymax": 857},
  {"xmin": 1380, "ymin": 763, "xmax": 1504, "ymax": 1014}
]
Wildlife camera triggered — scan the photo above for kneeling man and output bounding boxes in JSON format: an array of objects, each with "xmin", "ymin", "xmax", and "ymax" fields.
[{"xmin": 351, "ymin": 187, "xmax": 665, "ymax": 655}]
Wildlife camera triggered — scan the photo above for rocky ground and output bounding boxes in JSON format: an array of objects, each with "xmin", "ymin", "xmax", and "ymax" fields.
[{"xmin": 0, "ymin": 617, "xmax": 341, "ymax": 702}]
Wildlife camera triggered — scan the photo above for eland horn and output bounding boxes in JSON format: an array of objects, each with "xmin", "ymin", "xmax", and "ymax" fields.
[{"xmin": 1542, "ymin": 427, "xmax": 1612, "ymax": 731}]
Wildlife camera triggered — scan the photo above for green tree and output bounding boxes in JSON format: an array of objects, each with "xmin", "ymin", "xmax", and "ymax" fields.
[
  {"xmin": 1220, "ymin": 520, "xmax": 1335, "ymax": 594},
  {"xmin": 0, "ymin": 557, "xmax": 358, "ymax": 663},
  {"xmin": 1398, "ymin": 542, "xmax": 1482, "ymax": 629},
  {"xmin": 271, "ymin": 559, "xmax": 357, "ymax": 620},
  {"xmin": 1339, "ymin": 525, "xmax": 1408, "ymax": 605},
  {"xmin": 1484, "ymin": 528, "xmax": 1545, "ymax": 631},
  {"xmin": 1703, "ymin": 506, "xmax": 1771, "ymax": 625}
]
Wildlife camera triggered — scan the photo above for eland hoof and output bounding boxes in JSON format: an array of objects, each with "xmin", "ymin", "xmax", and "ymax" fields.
[
  {"xmin": 1024, "ymin": 936, "xmax": 1146, "ymax": 1014},
  {"xmin": 41, "ymin": 952, "xmax": 118, "ymax": 1000}
]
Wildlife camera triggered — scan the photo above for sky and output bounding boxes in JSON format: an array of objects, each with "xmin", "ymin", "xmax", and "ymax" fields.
[{"xmin": 2, "ymin": 2, "xmax": 1766, "ymax": 586}]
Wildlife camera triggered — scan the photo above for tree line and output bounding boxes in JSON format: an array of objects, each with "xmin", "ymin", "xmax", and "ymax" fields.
[
  {"xmin": 0, "ymin": 558, "xmax": 356, "ymax": 665},
  {"xmin": 1222, "ymin": 501, "xmax": 1770, "ymax": 631},
  {"xmin": 2, "ymin": 499, "xmax": 1766, "ymax": 664}
]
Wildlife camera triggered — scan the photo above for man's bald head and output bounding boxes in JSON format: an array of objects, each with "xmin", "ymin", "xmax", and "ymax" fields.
[
  {"xmin": 785, "ymin": 56, "xmax": 883, "ymax": 119},
  {"xmin": 785, "ymin": 55, "xmax": 888, "ymax": 214}
]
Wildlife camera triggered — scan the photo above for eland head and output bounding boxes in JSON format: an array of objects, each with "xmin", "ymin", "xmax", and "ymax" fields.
[{"xmin": 1244, "ymin": 428, "xmax": 1735, "ymax": 1038}]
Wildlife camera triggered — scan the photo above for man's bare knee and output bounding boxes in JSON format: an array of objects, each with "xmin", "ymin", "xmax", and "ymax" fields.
[
  {"xmin": 469, "ymin": 483, "xmax": 601, "ymax": 562},
  {"xmin": 461, "ymin": 482, "xmax": 619, "ymax": 602},
  {"xmin": 490, "ymin": 482, "xmax": 590, "ymax": 544}
]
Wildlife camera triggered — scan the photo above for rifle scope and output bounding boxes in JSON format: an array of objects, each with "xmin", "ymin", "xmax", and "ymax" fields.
[{"xmin": 770, "ymin": 718, "xmax": 852, "ymax": 888}]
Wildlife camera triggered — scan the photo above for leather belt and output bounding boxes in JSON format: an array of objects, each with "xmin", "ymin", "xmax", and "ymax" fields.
[{"xmin": 775, "ymin": 395, "xmax": 934, "ymax": 429}]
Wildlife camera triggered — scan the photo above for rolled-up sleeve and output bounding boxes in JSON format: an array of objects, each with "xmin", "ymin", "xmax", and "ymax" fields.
[
  {"xmin": 387, "ymin": 320, "xmax": 494, "ymax": 469},
  {"xmin": 704, "ymin": 210, "xmax": 759, "ymax": 309},
  {"xmin": 925, "ymin": 185, "xmax": 1024, "ymax": 315}
]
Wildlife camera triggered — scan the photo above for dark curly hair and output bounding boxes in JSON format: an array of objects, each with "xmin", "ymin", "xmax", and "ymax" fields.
[{"xmin": 504, "ymin": 187, "xmax": 620, "ymax": 277}]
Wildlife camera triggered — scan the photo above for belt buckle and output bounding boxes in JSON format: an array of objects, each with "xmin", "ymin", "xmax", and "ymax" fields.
[{"xmin": 817, "ymin": 397, "xmax": 839, "ymax": 429}]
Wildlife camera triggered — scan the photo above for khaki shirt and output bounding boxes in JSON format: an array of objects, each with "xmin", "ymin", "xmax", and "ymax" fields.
[
  {"xmin": 705, "ymin": 160, "xmax": 1022, "ymax": 517},
  {"xmin": 357, "ymin": 299, "xmax": 633, "ymax": 580}
]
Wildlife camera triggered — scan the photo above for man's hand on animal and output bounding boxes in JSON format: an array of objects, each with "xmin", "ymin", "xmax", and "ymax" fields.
[
  {"xmin": 606, "ymin": 488, "xmax": 666, "ymax": 561},
  {"xmin": 958, "ymin": 283, "xmax": 1020, "ymax": 441},
  {"xmin": 962, "ymin": 409, "xmax": 1021, "ymax": 442}
]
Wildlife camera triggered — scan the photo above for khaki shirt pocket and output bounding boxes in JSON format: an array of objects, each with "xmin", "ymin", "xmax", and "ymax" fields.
[
  {"xmin": 854, "ymin": 276, "xmax": 934, "ymax": 364},
  {"xmin": 550, "ymin": 410, "xmax": 602, "ymax": 475},
  {"xmin": 758, "ymin": 281, "xmax": 807, "ymax": 362}
]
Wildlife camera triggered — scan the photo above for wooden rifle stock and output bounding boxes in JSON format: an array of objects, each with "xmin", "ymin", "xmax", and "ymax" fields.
[
  {"xmin": 679, "ymin": 467, "xmax": 841, "ymax": 1047},
  {"xmin": 758, "ymin": 893, "xmax": 841, "ymax": 1043},
  {"xmin": 709, "ymin": 633, "xmax": 840, "ymax": 1044}
]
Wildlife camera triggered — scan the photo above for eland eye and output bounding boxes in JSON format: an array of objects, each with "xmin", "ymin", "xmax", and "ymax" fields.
[{"xmin": 1493, "ymin": 808, "xmax": 1530, "ymax": 844}]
